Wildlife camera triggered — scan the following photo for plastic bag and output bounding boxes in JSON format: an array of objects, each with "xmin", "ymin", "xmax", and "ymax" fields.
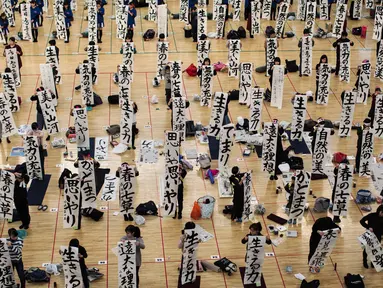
[
  {"xmin": 134, "ymin": 215, "xmax": 146, "ymax": 225},
  {"xmin": 190, "ymin": 201, "xmax": 201, "ymax": 220}
]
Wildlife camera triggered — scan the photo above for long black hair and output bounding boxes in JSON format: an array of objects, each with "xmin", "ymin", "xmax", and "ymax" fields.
[{"xmin": 125, "ymin": 225, "xmax": 141, "ymax": 238}]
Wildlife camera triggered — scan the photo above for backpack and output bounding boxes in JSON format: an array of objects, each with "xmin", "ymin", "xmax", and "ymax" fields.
[
  {"xmin": 93, "ymin": 92, "xmax": 103, "ymax": 106},
  {"xmin": 289, "ymin": 156, "xmax": 304, "ymax": 170},
  {"xmin": 227, "ymin": 30, "xmax": 239, "ymax": 39},
  {"xmin": 313, "ymin": 197, "xmax": 330, "ymax": 212},
  {"xmin": 264, "ymin": 88, "xmax": 271, "ymax": 102},
  {"xmin": 136, "ymin": 200, "xmax": 158, "ymax": 215},
  {"xmin": 197, "ymin": 153, "xmax": 211, "ymax": 169},
  {"xmin": 213, "ymin": 62, "xmax": 227, "ymax": 72},
  {"xmin": 344, "ymin": 273, "xmax": 365, "ymax": 288},
  {"xmin": 185, "ymin": 64, "xmax": 198, "ymax": 76},
  {"xmin": 108, "ymin": 95, "xmax": 119, "ymax": 104},
  {"xmin": 286, "ymin": 31, "xmax": 295, "ymax": 38},
  {"xmin": 355, "ymin": 190, "xmax": 372, "ymax": 204},
  {"xmin": 143, "ymin": 29, "xmax": 155, "ymax": 40},
  {"xmin": 255, "ymin": 65, "xmax": 267, "ymax": 73},
  {"xmin": 186, "ymin": 120, "xmax": 196, "ymax": 137},
  {"xmin": 214, "ymin": 257, "xmax": 237, "ymax": 276},
  {"xmin": 58, "ymin": 168, "xmax": 73, "ymax": 189},
  {"xmin": 352, "ymin": 27, "xmax": 362, "ymax": 36},
  {"xmin": 106, "ymin": 124, "xmax": 120, "ymax": 136},
  {"xmin": 237, "ymin": 26, "xmax": 246, "ymax": 38},
  {"xmin": 265, "ymin": 26, "xmax": 274, "ymax": 37},
  {"xmin": 286, "ymin": 59, "xmax": 299, "ymax": 72},
  {"xmin": 228, "ymin": 89, "xmax": 239, "ymax": 100},
  {"xmin": 300, "ymin": 279, "xmax": 320, "ymax": 288},
  {"xmin": 25, "ymin": 268, "xmax": 50, "ymax": 282}
]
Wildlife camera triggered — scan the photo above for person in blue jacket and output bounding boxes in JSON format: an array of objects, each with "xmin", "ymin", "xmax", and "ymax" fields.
[
  {"xmin": 36, "ymin": 0, "xmax": 44, "ymax": 26},
  {"xmin": 188, "ymin": 0, "xmax": 197, "ymax": 22},
  {"xmin": 64, "ymin": 1, "xmax": 73, "ymax": 43},
  {"xmin": 0, "ymin": 13, "xmax": 9, "ymax": 45},
  {"xmin": 127, "ymin": 2, "xmax": 137, "ymax": 39},
  {"xmin": 96, "ymin": 1, "xmax": 104, "ymax": 43},
  {"xmin": 10, "ymin": 0, "xmax": 18, "ymax": 26},
  {"xmin": 30, "ymin": 1, "xmax": 40, "ymax": 42}
]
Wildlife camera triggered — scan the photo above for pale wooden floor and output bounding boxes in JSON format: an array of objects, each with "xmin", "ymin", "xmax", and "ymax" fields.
[{"xmin": 0, "ymin": 0, "xmax": 383, "ymax": 287}]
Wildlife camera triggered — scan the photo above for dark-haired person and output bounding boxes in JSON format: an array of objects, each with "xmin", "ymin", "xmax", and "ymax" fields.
[
  {"xmin": 64, "ymin": 1, "xmax": 73, "ymax": 43},
  {"xmin": 355, "ymin": 118, "xmax": 372, "ymax": 174},
  {"xmin": 48, "ymin": 39, "xmax": 60, "ymax": 62},
  {"xmin": 197, "ymin": 57, "xmax": 216, "ymax": 87},
  {"xmin": 127, "ymin": 2, "xmax": 137, "ymax": 39},
  {"xmin": 74, "ymin": 151, "xmax": 100, "ymax": 168},
  {"xmin": 330, "ymin": 153, "xmax": 349, "ymax": 223},
  {"xmin": 308, "ymin": 217, "xmax": 340, "ymax": 267},
  {"xmin": 173, "ymin": 165, "xmax": 187, "ymax": 219},
  {"xmin": 298, "ymin": 28, "xmax": 315, "ymax": 77},
  {"xmin": 229, "ymin": 166, "xmax": 247, "ymax": 222},
  {"xmin": 178, "ymin": 221, "xmax": 197, "ymax": 282},
  {"xmin": 27, "ymin": 122, "xmax": 46, "ymax": 177},
  {"xmin": 190, "ymin": 6, "xmax": 198, "ymax": 42},
  {"xmin": 69, "ymin": 239, "xmax": 89, "ymax": 288},
  {"xmin": 30, "ymin": 0, "xmax": 40, "ymax": 42},
  {"xmin": 360, "ymin": 205, "xmax": 383, "ymax": 268},
  {"xmin": 14, "ymin": 171, "xmax": 31, "ymax": 229},
  {"xmin": 4, "ymin": 37, "xmax": 23, "ymax": 77},
  {"xmin": 36, "ymin": 0, "xmax": 44, "ymax": 26},
  {"xmin": 284, "ymin": 176, "xmax": 295, "ymax": 213},
  {"xmin": 0, "ymin": 13, "xmax": 9, "ymax": 45},
  {"xmin": 167, "ymin": 95, "xmax": 190, "ymax": 127},
  {"xmin": 7, "ymin": 228, "xmax": 25, "ymax": 288},
  {"xmin": 241, "ymin": 222, "xmax": 272, "ymax": 245},
  {"xmin": 332, "ymin": 31, "xmax": 354, "ymax": 76},
  {"xmin": 96, "ymin": 1, "xmax": 105, "ymax": 43},
  {"xmin": 268, "ymin": 57, "xmax": 287, "ymax": 90},
  {"xmin": 121, "ymin": 225, "xmax": 145, "ymax": 287},
  {"xmin": 315, "ymin": 55, "xmax": 328, "ymax": 101},
  {"xmin": 30, "ymin": 86, "xmax": 56, "ymax": 141}
]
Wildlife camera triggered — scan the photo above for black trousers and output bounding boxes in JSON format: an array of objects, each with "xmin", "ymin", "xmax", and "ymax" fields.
[
  {"xmin": 12, "ymin": 260, "xmax": 26, "ymax": 288},
  {"xmin": 175, "ymin": 188, "xmax": 184, "ymax": 216},
  {"xmin": 15, "ymin": 200, "xmax": 30, "ymax": 227},
  {"xmin": 335, "ymin": 55, "xmax": 340, "ymax": 75},
  {"xmin": 270, "ymin": 7, "xmax": 277, "ymax": 20},
  {"xmin": 315, "ymin": 80, "xmax": 319, "ymax": 101},
  {"xmin": 82, "ymin": 267, "xmax": 90, "ymax": 288},
  {"xmin": 137, "ymin": 265, "xmax": 140, "ymax": 287},
  {"xmin": 132, "ymin": 123, "xmax": 136, "ymax": 147}
]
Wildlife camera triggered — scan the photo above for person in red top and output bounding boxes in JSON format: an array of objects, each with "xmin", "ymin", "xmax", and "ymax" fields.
[{"xmin": 3, "ymin": 37, "xmax": 23, "ymax": 75}]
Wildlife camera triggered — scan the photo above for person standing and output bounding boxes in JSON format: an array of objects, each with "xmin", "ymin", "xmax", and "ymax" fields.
[
  {"xmin": 4, "ymin": 37, "xmax": 23, "ymax": 77},
  {"xmin": 120, "ymin": 225, "xmax": 145, "ymax": 287},
  {"xmin": 268, "ymin": 57, "xmax": 287, "ymax": 91},
  {"xmin": 36, "ymin": 0, "xmax": 44, "ymax": 26},
  {"xmin": 68, "ymin": 239, "xmax": 89, "ymax": 288},
  {"xmin": 7, "ymin": 228, "xmax": 26, "ymax": 288},
  {"xmin": 48, "ymin": 39, "xmax": 60, "ymax": 62},
  {"xmin": 30, "ymin": 1, "xmax": 40, "ymax": 42},
  {"xmin": 129, "ymin": 102, "xmax": 138, "ymax": 150},
  {"xmin": 229, "ymin": 166, "xmax": 246, "ymax": 222},
  {"xmin": 368, "ymin": 87, "xmax": 380, "ymax": 126},
  {"xmin": 332, "ymin": 31, "xmax": 354, "ymax": 76},
  {"xmin": 96, "ymin": 1, "xmax": 105, "ymax": 43},
  {"xmin": 355, "ymin": 118, "xmax": 372, "ymax": 174},
  {"xmin": 197, "ymin": 57, "xmax": 216, "ymax": 87},
  {"xmin": 173, "ymin": 165, "xmax": 187, "ymax": 220},
  {"xmin": 330, "ymin": 153, "xmax": 349, "ymax": 223},
  {"xmin": 127, "ymin": 2, "xmax": 137, "ymax": 39},
  {"xmin": 0, "ymin": 13, "xmax": 9, "ymax": 45},
  {"xmin": 14, "ymin": 171, "xmax": 31, "ymax": 229},
  {"xmin": 27, "ymin": 122, "xmax": 45, "ymax": 177},
  {"xmin": 298, "ymin": 28, "xmax": 315, "ymax": 77},
  {"xmin": 64, "ymin": 1, "xmax": 73, "ymax": 43},
  {"xmin": 315, "ymin": 55, "xmax": 328, "ymax": 101},
  {"xmin": 360, "ymin": 205, "xmax": 383, "ymax": 268},
  {"xmin": 190, "ymin": 6, "xmax": 197, "ymax": 42}
]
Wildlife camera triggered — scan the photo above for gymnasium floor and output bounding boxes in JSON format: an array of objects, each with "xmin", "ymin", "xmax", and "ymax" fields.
[{"xmin": 0, "ymin": 0, "xmax": 383, "ymax": 287}]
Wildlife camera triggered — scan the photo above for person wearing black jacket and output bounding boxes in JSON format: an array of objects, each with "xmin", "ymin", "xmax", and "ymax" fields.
[
  {"xmin": 268, "ymin": 57, "xmax": 287, "ymax": 90},
  {"xmin": 197, "ymin": 57, "xmax": 217, "ymax": 86},
  {"xmin": 229, "ymin": 166, "xmax": 247, "ymax": 222},
  {"xmin": 360, "ymin": 205, "xmax": 383, "ymax": 268},
  {"xmin": 368, "ymin": 87, "xmax": 380, "ymax": 126},
  {"xmin": 355, "ymin": 118, "xmax": 372, "ymax": 174},
  {"xmin": 67, "ymin": 239, "xmax": 89, "ymax": 288},
  {"xmin": 285, "ymin": 176, "xmax": 295, "ymax": 211},
  {"xmin": 315, "ymin": 55, "xmax": 329, "ymax": 101},
  {"xmin": 309, "ymin": 118, "xmax": 335, "ymax": 152},
  {"xmin": 74, "ymin": 60, "xmax": 96, "ymax": 91},
  {"xmin": 308, "ymin": 217, "xmax": 341, "ymax": 264},
  {"xmin": 241, "ymin": 222, "xmax": 272, "ymax": 246},
  {"xmin": 190, "ymin": 7, "xmax": 197, "ymax": 42},
  {"xmin": 173, "ymin": 166, "xmax": 187, "ymax": 220},
  {"xmin": 331, "ymin": 156, "xmax": 350, "ymax": 223},
  {"xmin": 13, "ymin": 171, "xmax": 31, "ymax": 229},
  {"xmin": 167, "ymin": 95, "xmax": 190, "ymax": 127},
  {"xmin": 332, "ymin": 31, "xmax": 354, "ymax": 76}
]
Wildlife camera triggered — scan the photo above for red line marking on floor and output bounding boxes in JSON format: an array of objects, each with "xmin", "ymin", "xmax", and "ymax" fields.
[{"xmin": 330, "ymin": 256, "xmax": 345, "ymax": 288}]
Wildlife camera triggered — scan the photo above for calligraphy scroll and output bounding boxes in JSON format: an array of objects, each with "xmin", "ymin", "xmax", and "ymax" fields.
[
  {"xmin": 233, "ymin": 0, "xmax": 241, "ymax": 21},
  {"xmin": 333, "ymin": 3, "xmax": 347, "ymax": 38},
  {"xmin": 179, "ymin": 0, "xmax": 188, "ymax": 23},
  {"xmin": 40, "ymin": 64, "xmax": 58, "ymax": 106},
  {"xmin": 119, "ymin": 64, "xmax": 132, "ymax": 104},
  {"xmin": 140, "ymin": 140, "xmax": 158, "ymax": 163},
  {"xmin": 0, "ymin": 170, "xmax": 15, "ymax": 220},
  {"xmin": 79, "ymin": 160, "xmax": 97, "ymax": 208},
  {"xmin": 200, "ymin": 65, "xmax": 214, "ymax": 107},
  {"xmin": 73, "ymin": 108, "xmax": 90, "ymax": 150},
  {"xmin": 319, "ymin": 0, "xmax": 328, "ymax": 20},
  {"xmin": 357, "ymin": 62, "xmax": 371, "ymax": 104},
  {"xmin": 291, "ymin": 95, "xmax": 307, "ymax": 141},
  {"xmin": 163, "ymin": 131, "xmax": 179, "ymax": 216},
  {"xmin": 262, "ymin": 0, "xmax": 272, "ymax": 19},
  {"xmin": 122, "ymin": 42, "xmax": 134, "ymax": 78},
  {"xmin": 366, "ymin": 0, "xmax": 374, "ymax": 9},
  {"xmin": 2, "ymin": 0, "xmax": 15, "ymax": 27},
  {"xmin": 213, "ymin": 0, "xmax": 221, "ymax": 20},
  {"xmin": 0, "ymin": 238, "xmax": 16, "ymax": 286},
  {"xmin": 1, "ymin": 73, "xmax": 19, "ymax": 112},
  {"xmin": 120, "ymin": 99, "xmax": 133, "ymax": 146},
  {"xmin": 198, "ymin": 8, "xmax": 207, "ymax": 40},
  {"xmin": 219, "ymin": 123, "xmax": 235, "ymax": 171},
  {"xmin": 251, "ymin": 1, "xmax": 261, "ymax": 35},
  {"xmin": 359, "ymin": 128, "xmax": 374, "ymax": 177},
  {"xmin": 301, "ymin": 36, "xmax": 312, "ymax": 75},
  {"xmin": 244, "ymin": 236, "xmax": 265, "ymax": 285},
  {"xmin": 71, "ymin": 0, "xmax": 77, "ymax": 10},
  {"xmin": 158, "ymin": 4, "xmax": 168, "ymax": 37},
  {"xmin": 197, "ymin": 39, "xmax": 210, "ymax": 68},
  {"xmin": 5, "ymin": 48, "xmax": 21, "ymax": 87},
  {"xmin": 339, "ymin": 42, "xmax": 350, "ymax": 83},
  {"xmin": 101, "ymin": 174, "xmax": 119, "ymax": 201},
  {"xmin": 198, "ymin": 0, "xmax": 206, "ymax": 6},
  {"xmin": 118, "ymin": 240, "xmax": 137, "ymax": 287},
  {"xmin": 63, "ymin": 177, "xmax": 81, "ymax": 229},
  {"xmin": 317, "ymin": 63, "xmax": 331, "ymax": 105},
  {"xmin": 95, "ymin": 137, "xmax": 108, "ymax": 160},
  {"xmin": 228, "ymin": 40, "xmax": 241, "ymax": 77},
  {"xmin": 242, "ymin": 172, "xmax": 253, "ymax": 223},
  {"xmin": 375, "ymin": 43, "xmax": 383, "ymax": 81},
  {"xmin": 21, "ymin": 3, "xmax": 32, "ymax": 41},
  {"xmin": 116, "ymin": 5, "xmax": 128, "ymax": 39},
  {"xmin": 333, "ymin": 164, "xmax": 353, "ymax": 217},
  {"xmin": 271, "ymin": 65, "xmax": 284, "ymax": 109},
  {"xmin": 304, "ymin": 0, "xmax": 316, "ymax": 35},
  {"xmin": 373, "ymin": 6, "xmax": 383, "ymax": 41},
  {"xmin": 171, "ymin": 61, "xmax": 183, "ymax": 97},
  {"xmin": 208, "ymin": 92, "xmax": 229, "ymax": 137},
  {"xmin": 37, "ymin": 90, "xmax": 60, "ymax": 135},
  {"xmin": 275, "ymin": 2, "xmax": 289, "ymax": 38},
  {"xmin": 309, "ymin": 228, "xmax": 340, "ymax": 267},
  {"xmin": 0, "ymin": 93, "xmax": 17, "ymax": 138},
  {"xmin": 80, "ymin": 63, "xmax": 94, "ymax": 106},
  {"xmin": 266, "ymin": 38, "xmax": 277, "ymax": 77},
  {"xmin": 119, "ymin": 164, "xmax": 136, "ymax": 215},
  {"xmin": 353, "ymin": 0, "xmax": 362, "ymax": 19},
  {"xmin": 87, "ymin": 45, "xmax": 99, "ymax": 84},
  {"xmin": 24, "ymin": 136, "xmax": 43, "ymax": 180},
  {"xmin": 239, "ymin": 62, "xmax": 253, "ymax": 105},
  {"xmin": 61, "ymin": 246, "xmax": 84, "ymax": 288},
  {"xmin": 312, "ymin": 128, "xmax": 330, "ymax": 175},
  {"xmin": 358, "ymin": 230, "xmax": 383, "ymax": 272},
  {"xmin": 249, "ymin": 88, "xmax": 264, "ymax": 132},
  {"xmin": 45, "ymin": 46, "xmax": 62, "ymax": 84},
  {"xmin": 289, "ymin": 170, "xmax": 310, "ymax": 221},
  {"xmin": 181, "ymin": 228, "xmax": 200, "ymax": 285},
  {"xmin": 173, "ymin": 97, "xmax": 186, "ymax": 141},
  {"xmin": 88, "ymin": 0, "xmax": 97, "ymax": 43},
  {"xmin": 374, "ymin": 94, "xmax": 383, "ymax": 138},
  {"xmin": 297, "ymin": 0, "xmax": 306, "ymax": 20},
  {"xmin": 216, "ymin": 5, "xmax": 226, "ymax": 38},
  {"xmin": 148, "ymin": 0, "xmax": 157, "ymax": 21},
  {"xmin": 262, "ymin": 122, "xmax": 278, "ymax": 174},
  {"xmin": 54, "ymin": 0, "xmax": 67, "ymax": 40},
  {"xmin": 338, "ymin": 91, "xmax": 356, "ymax": 137},
  {"xmin": 157, "ymin": 41, "xmax": 169, "ymax": 79}
]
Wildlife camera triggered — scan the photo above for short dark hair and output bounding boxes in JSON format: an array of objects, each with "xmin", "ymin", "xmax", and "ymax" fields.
[
  {"xmin": 9, "ymin": 37, "xmax": 16, "ymax": 42},
  {"xmin": 303, "ymin": 28, "xmax": 310, "ymax": 35},
  {"xmin": 231, "ymin": 166, "xmax": 239, "ymax": 174},
  {"xmin": 249, "ymin": 222, "xmax": 262, "ymax": 232},
  {"xmin": 125, "ymin": 225, "xmax": 141, "ymax": 237},
  {"xmin": 49, "ymin": 39, "xmax": 56, "ymax": 46},
  {"xmin": 184, "ymin": 221, "xmax": 196, "ymax": 230},
  {"xmin": 31, "ymin": 122, "xmax": 39, "ymax": 130},
  {"xmin": 159, "ymin": 33, "xmax": 165, "ymax": 39},
  {"xmin": 200, "ymin": 34, "xmax": 207, "ymax": 40},
  {"xmin": 69, "ymin": 238, "xmax": 80, "ymax": 247},
  {"xmin": 8, "ymin": 228, "xmax": 18, "ymax": 238},
  {"xmin": 89, "ymin": 41, "xmax": 95, "ymax": 45},
  {"xmin": 4, "ymin": 67, "xmax": 11, "ymax": 73},
  {"xmin": 341, "ymin": 31, "xmax": 348, "ymax": 37}
]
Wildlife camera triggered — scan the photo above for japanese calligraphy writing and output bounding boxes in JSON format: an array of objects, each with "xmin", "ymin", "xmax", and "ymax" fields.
[
  {"xmin": 266, "ymin": 38, "xmax": 277, "ymax": 76},
  {"xmin": 219, "ymin": 123, "xmax": 235, "ymax": 171},
  {"xmin": 197, "ymin": 8, "xmax": 207, "ymax": 40},
  {"xmin": 37, "ymin": 90, "xmax": 60, "ymax": 135},
  {"xmin": 87, "ymin": 44, "xmax": 99, "ymax": 84},
  {"xmin": 5, "ymin": 48, "xmax": 20, "ymax": 87},
  {"xmin": 23, "ymin": 135, "xmax": 43, "ymax": 180},
  {"xmin": 101, "ymin": 174, "xmax": 119, "ymax": 201},
  {"xmin": 118, "ymin": 240, "xmax": 137, "ymax": 287},
  {"xmin": 157, "ymin": 41, "xmax": 169, "ymax": 79},
  {"xmin": 319, "ymin": 0, "xmax": 328, "ymax": 20},
  {"xmin": 54, "ymin": 0, "xmax": 67, "ymax": 40},
  {"xmin": 297, "ymin": 0, "xmax": 306, "ymax": 20},
  {"xmin": 332, "ymin": 3, "xmax": 347, "ymax": 38},
  {"xmin": 242, "ymin": 172, "xmax": 253, "ymax": 223},
  {"xmin": 291, "ymin": 95, "xmax": 307, "ymax": 141},
  {"xmin": 357, "ymin": 62, "xmax": 371, "ymax": 104},
  {"xmin": 304, "ymin": 0, "xmax": 316, "ymax": 35},
  {"xmin": 0, "ymin": 238, "xmax": 16, "ymax": 287},
  {"xmin": 213, "ymin": 0, "xmax": 221, "ymax": 20},
  {"xmin": 216, "ymin": 5, "xmax": 226, "ymax": 38},
  {"xmin": 79, "ymin": 160, "xmax": 97, "ymax": 208},
  {"xmin": 1, "ymin": 73, "xmax": 19, "ymax": 112},
  {"xmin": 271, "ymin": 65, "xmax": 284, "ymax": 109},
  {"xmin": 181, "ymin": 228, "xmax": 200, "ymax": 285},
  {"xmin": 262, "ymin": 0, "xmax": 272, "ymax": 19},
  {"xmin": 197, "ymin": 39, "xmax": 210, "ymax": 67},
  {"xmin": 232, "ymin": 0, "xmax": 241, "ymax": 21},
  {"xmin": 333, "ymin": 164, "xmax": 353, "ymax": 217},
  {"xmin": 0, "ymin": 171, "xmax": 15, "ymax": 220},
  {"xmin": 317, "ymin": 63, "xmax": 331, "ymax": 105},
  {"xmin": 359, "ymin": 128, "xmax": 374, "ymax": 177},
  {"xmin": 358, "ymin": 230, "xmax": 383, "ymax": 272},
  {"xmin": 2, "ymin": 0, "xmax": 15, "ymax": 27},
  {"xmin": 251, "ymin": 1, "xmax": 261, "ymax": 35},
  {"xmin": 239, "ymin": 62, "xmax": 253, "ymax": 105},
  {"xmin": 228, "ymin": 40, "xmax": 241, "ymax": 77},
  {"xmin": 171, "ymin": 61, "xmax": 183, "ymax": 97},
  {"xmin": 173, "ymin": 97, "xmax": 186, "ymax": 141},
  {"xmin": 375, "ymin": 43, "xmax": 383, "ymax": 81},
  {"xmin": 122, "ymin": 42, "xmax": 134, "ymax": 79},
  {"xmin": 157, "ymin": 4, "xmax": 168, "ymax": 37},
  {"xmin": 120, "ymin": 99, "xmax": 133, "ymax": 146},
  {"xmin": 309, "ymin": 228, "xmax": 339, "ymax": 267},
  {"xmin": 338, "ymin": 91, "xmax": 356, "ymax": 137},
  {"xmin": 275, "ymin": 2, "xmax": 289, "ymax": 38},
  {"xmin": 208, "ymin": 92, "xmax": 229, "ymax": 137},
  {"xmin": 20, "ymin": 3, "xmax": 32, "ymax": 41},
  {"xmin": 140, "ymin": 140, "xmax": 158, "ymax": 163},
  {"xmin": 0, "ymin": 93, "xmax": 17, "ymax": 138},
  {"xmin": 339, "ymin": 42, "xmax": 350, "ymax": 83},
  {"xmin": 262, "ymin": 122, "xmax": 278, "ymax": 174},
  {"xmin": 148, "ymin": 0, "xmax": 157, "ymax": 21},
  {"xmin": 373, "ymin": 6, "xmax": 383, "ymax": 41},
  {"xmin": 301, "ymin": 36, "xmax": 313, "ymax": 75},
  {"xmin": 249, "ymin": 88, "xmax": 264, "ymax": 133},
  {"xmin": 119, "ymin": 64, "xmax": 132, "ymax": 105},
  {"xmin": 366, "ymin": 0, "xmax": 374, "ymax": 9},
  {"xmin": 374, "ymin": 94, "xmax": 383, "ymax": 138},
  {"xmin": 95, "ymin": 137, "xmax": 108, "ymax": 160},
  {"xmin": 179, "ymin": 0, "xmax": 188, "ymax": 23},
  {"xmin": 289, "ymin": 170, "xmax": 311, "ymax": 221},
  {"xmin": 200, "ymin": 65, "xmax": 214, "ymax": 107},
  {"xmin": 88, "ymin": 0, "xmax": 97, "ymax": 43},
  {"xmin": 40, "ymin": 64, "xmax": 58, "ymax": 106},
  {"xmin": 73, "ymin": 108, "xmax": 90, "ymax": 149},
  {"xmin": 244, "ymin": 236, "xmax": 265, "ymax": 285},
  {"xmin": 45, "ymin": 46, "xmax": 62, "ymax": 84},
  {"xmin": 80, "ymin": 63, "xmax": 94, "ymax": 106},
  {"xmin": 312, "ymin": 127, "xmax": 330, "ymax": 175},
  {"xmin": 119, "ymin": 164, "xmax": 136, "ymax": 215},
  {"xmin": 63, "ymin": 177, "xmax": 81, "ymax": 229},
  {"xmin": 353, "ymin": 0, "xmax": 362, "ymax": 19},
  {"xmin": 61, "ymin": 246, "xmax": 84, "ymax": 288},
  {"xmin": 116, "ymin": 5, "xmax": 128, "ymax": 39}
]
